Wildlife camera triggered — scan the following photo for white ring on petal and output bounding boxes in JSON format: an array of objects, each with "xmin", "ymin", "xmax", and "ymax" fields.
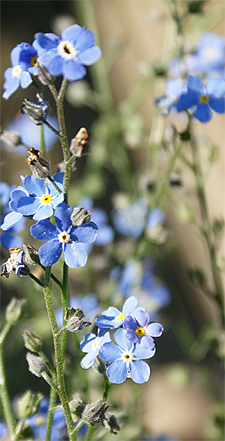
[
  {"xmin": 58, "ymin": 231, "xmax": 70, "ymax": 243},
  {"xmin": 12, "ymin": 65, "xmax": 22, "ymax": 78},
  {"xmin": 58, "ymin": 40, "xmax": 77, "ymax": 60}
]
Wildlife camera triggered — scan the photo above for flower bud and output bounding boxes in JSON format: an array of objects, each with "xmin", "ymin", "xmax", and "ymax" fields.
[
  {"xmin": 17, "ymin": 390, "xmax": 43, "ymax": 419},
  {"xmin": 26, "ymin": 147, "xmax": 50, "ymax": 178},
  {"xmin": 93, "ymin": 357, "xmax": 106, "ymax": 375},
  {"xmin": 37, "ymin": 64, "xmax": 54, "ymax": 85},
  {"xmin": 21, "ymin": 94, "xmax": 50, "ymax": 125},
  {"xmin": 69, "ymin": 394, "xmax": 87, "ymax": 419},
  {"xmin": 26, "ymin": 352, "xmax": 46, "ymax": 377},
  {"xmin": 0, "ymin": 129, "xmax": 21, "ymax": 147},
  {"xmin": 102, "ymin": 411, "xmax": 120, "ymax": 435},
  {"xmin": 23, "ymin": 331, "xmax": 42, "ymax": 353},
  {"xmin": 70, "ymin": 127, "xmax": 89, "ymax": 157},
  {"xmin": 6, "ymin": 298, "xmax": 26, "ymax": 324},
  {"xmin": 82, "ymin": 400, "xmax": 108, "ymax": 425},
  {"xmin": 63, "ymin": 307, "xmax": 91, "ymax": 333},
  {"xmin": 71, "ymin": 206, "xmax": 91, "ymax": 227},
  {"xmin": 23, "ymin": 244, "xmax": 40, "ymax": 265}
]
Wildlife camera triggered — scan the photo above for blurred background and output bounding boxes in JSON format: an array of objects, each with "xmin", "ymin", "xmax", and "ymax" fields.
[{"xmin": 1, "ymin": 1, "xmax": 225, "ymax": 440}]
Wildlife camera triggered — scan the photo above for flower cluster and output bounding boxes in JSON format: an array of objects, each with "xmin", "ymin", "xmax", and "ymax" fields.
[
  {"xmin": 80, "ymin": 296, "xmax": 163, "ymax": 384},
  {"xmin": 3, "ymin": 24, "xmax": 101, "ymax": 99}
]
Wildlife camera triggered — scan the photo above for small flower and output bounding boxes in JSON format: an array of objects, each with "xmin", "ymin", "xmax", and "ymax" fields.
[
  {"xmin": 99, "ymin": 328, "xmax": 156, "ymax": 384},
  {"xmin": 3, "ymin": 42, "xmax": 38, "ymax": 99},
  {"xmin": 155, "ymin": 79, "xmax": 186, "ymax": 115},
  {"xmin": 95, "ymin": 296, "xmax": 143, "ymax": 329},
  {"xmin": 112, "ymin": 199, "xmax": 148, "ymax": 239},
  {"xmin": 1, "ymin": 248, "xmax": 30, "ymax": 278},
  {"xmin": 27, "ymin": 397, "xmax": 67, "ymax": 441},
  {"xmin": 177, "ymin": 75, "xmax": 225, "ymax": 122},
  {"xmin": 80, "ymin": 329, "xmax": 111, "ymax": 369},
  {"xmin": 123, "ymin": 310, "xmax": 164, "ymax": 349},
  {"xmin": 21, "ymin": 94, "xmax": 50, "ymax": 125},
  {"xmin": 30, "ymin": 202, "xmax": 98, "ymax": 267},
  {"xmin": 1, "ymin": 173, "xmax": 64, "ymax": 231},
  {"xmin": 0, "ymin": 182, "xmax": 25, "ymax": 249},
  {"xmin": 35, "ymin": 24, "xmax": 102, "ymax": 81}
]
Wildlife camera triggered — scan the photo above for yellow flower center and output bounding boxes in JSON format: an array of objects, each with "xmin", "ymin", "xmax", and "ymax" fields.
[
  {"xmin": 122, "ymin": 350, "xmax": 133, "ymax": 363},
  {"xmin": 31, "ymin": 55, "xmax": 38, "ymax": 66},
  {"xmin": 199, "ymin": 94, "xmax": 209, "ymax": 104},
  {"xmin": 135, "ymin": 327, "xmax": 145, "ymax": 337},
  {"xmin": 12, "ymin": 65, "xmax": 22, "ymax": 78},
  {"xmin": 92, "ymin": 338, "xmax": 101, "ymax": 350},
  {"xmin": 41, "ymin": 195, "xmax": 52, "ymax": 204},
  {"xmin": 58, "ymin": 231, "xmax": 70, "ymax": 243},
  {"xmin": 116, "ymin": 313, "xmax": 125, "ymax": 322},
  {"xmin": 58, "ymin": 40, "xmax": 77, "ymax": 60}
]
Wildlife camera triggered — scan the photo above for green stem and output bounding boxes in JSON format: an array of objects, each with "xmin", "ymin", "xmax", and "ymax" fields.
[
  {"xmin": 60, "ymin": 262, "xmax": 69, "ymax": 360},
  {"xmin": 40, "ymin": 124, "xmax": 46, "ymax": 159},
  {"xmin": 48, "ymin": 176, "xmax": 62, "ymax": 194},
  {"xmin": 102, "ymin": 375, "xmax": 111, "ymax": 402},
  {"xmin": 0, "ymin": 322, "xmax": 16, "ymax": 440},
  {"xmin": 44, "ymin": 120, "xmax": 60, "ymax": 137},
  {"xmin": 43, "ymin": 267, "xmax": 76, "ymax": 441},
  {"xmin": 85, "ymin": 425, "xmax": 95, "ymax": 441},
  {"xmin": 14, "ymin": 418, "xmax": 26, "ymax": 441},
  {"xmin": 29, "ymin": 272, "xmax": 44, "ymax": 287},
  {"xmin": 45, "ymin": 377, "xmax": 58, "ymax": 441}
]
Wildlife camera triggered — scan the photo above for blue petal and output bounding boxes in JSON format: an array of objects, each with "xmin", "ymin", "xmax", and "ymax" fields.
[
  {"xmin": 62, "ymin": 59, "xmax": 86, "ymax": 82},
  {"xmin": 20, "ymin": 71, "xmax": 33, "ymax": 88},
  {"xmin": 33, "ymin": 204, "xmax": 53, "ymax": 221},
  {"xmin": 71, "ymin": 222, "xmax": 98, "ymax": 243},
  {"xmin": 1, "ymin": 232, "xmax": 23, "ymax": 249},
  {"xmin": 77, "ymin": 46, "xmax": 102, "ymax": 66},
  {"xmin": 99, "ymin": 342, "xmax": 122, "ymax": 362},
  {"xmin": 134, "ymin": 310, "xmax": 149, "ymax": 327},
  {"xmin": 187, "ymin": 75, "xmax": 204, "ymax": 95},
  {"xmin": 11, "ymin": 45, "xmax": 21, "ymax": 66},
  {"xmin": 75, "ymin": 28, "xmax": 96, "ymax": 51},
  {"xmin": 146, "ymin": 322, "xmax": 164, "ymax": 337},
  {"xmin": 80, "ymin": 333, "xmax": 97, "ymax": 352},
  {"xmin": 106, "ymin": 360, "xmax": 127, "ymax": 384},
  {"xmin": 39, "ymin": 51, "xmax": 63, "ymax": 76},
  {"xmin": 35, "ymin": 33, "xmax": 60, "ymax": 50},
  {"xmin": 176, "ymin": 93, "xmax": 197, "ymax": 111},
  {"xmin": 1, "ymin": 211, "xmax": 23, "ymax": 231},
  {"xmin": 129, "ymin": 360, "xmax": 150, "ymax": 383},
  {"xmin": 123, "ymin": 316, "xmax": 137, "ymax": 331},
  {"xmin": 63, "ymin": 242, "xmax": 87, "ymax": 268},
  {"xmin": 39, "ymin": 240, "xmax": 62, "ymax": 266},
  {"xmin": 54, "ymin": 203, "xmax": 72, "ymax": 231},
  {"xmin": 17, "ymin": 197, "xmax": 40, "ymax": 216},
  {"xmin": 194, "ymin": 104, "xmax": 212, "ymax": 122},
  {"xmin": 81, "ymin": 351, "xmax": 97, "ymax": 369},
  {"xmin": 122, "ymin": 296, "xmax": 138, "ymax": 315},
  {"xmin": 61, "ymin": 24, "xmax": 83, "ymax": 42},
  {"xmin": 10, "ymin": 188, "xmax": 28, "ymax": 211},
  {"xmin": 206, "ymin": 77, "xmax": 225, "ymax": 96},
  {"xmin": 30, "ymin": 219, "xmax": 58, "ymax": 241},
  {"xmin": 125, "ymin": 329, "xmax": 138, "ymax": 343},
  {"xmin": 114, "ymin": 328, "xmax": 133, "ymax": 351},
  {"xmin": 133, "ymin": 344, "xmax": 156, "ymax": 360},
  {"xmin": 95, "ymin": 225, "xmax": 114, "ymax": 246},
  {"xmin": 24, "ymin": 175, "xmax": 46, "ymax": 196},
  {"xmin": 209, "ymin": 97, "xmax": 225, "ymax": 113},
  {"xmin": 139, "ymin": 335, "xmax": 155, "ymax": 350}
]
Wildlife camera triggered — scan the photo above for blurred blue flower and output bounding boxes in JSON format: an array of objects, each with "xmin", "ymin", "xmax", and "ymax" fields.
[
  {"xmin": 99, "ymin": 328, "xmax": 155, "ymax": 384},
  {"xmin": 0, "ymin": 421, "xmax": 7, "ymax": 439},
  {"xmin": 155, "ymin": 79, "xmax": 186, "ymax": 115},
  {"xmin": 95, "ymin": 296, "xmax": 143, "ymax": 329},
  {"xmin": 1, "ymin": 113, "xmax": 59, "ymax": 155},
  {"xmin": 55, "ymin": 293, "xmax": 100, "ymax": 328},
  {"xmin": 112, "ymin": 199, "xmax": 148, "ymax": 238},
  {"xmin": 30, "ymin": 202, "xmax": 98, "ymax": 267},
  {"xmin": 35, "ymin": 24, "xmax": 102, "ymax": 81},
  {"xmin": 3, "ymin": 43, "xmax": 38, "ymax": 99},
  {"xmin": 123, "ymin": 310, "xmax": 164, "ymax": 349},
  {"xmin": 27, "ymin": 397, "xmax": 67, "ymax": 440},
  {"xmin": 80, "ymin": 328, "xmax": 111, "ymax": 369},
  {"xmin": 177, "ymin": 75, "xmax": 225, "ymax": 122}
]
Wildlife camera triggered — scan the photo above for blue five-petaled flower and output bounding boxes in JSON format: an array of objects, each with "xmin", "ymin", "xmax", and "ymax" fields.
[
  {"xmin": 35, "ymin": 24, "xmax": 102, "ymax": 82},
  {"xmin": 30, "ymin": 202, "xmax": 98, "ymax": 268},
  {"xmin": 123, "ymin": 310, "xmax": 164, "ymax": 350},
  {"xmin": 95, "ymin": 296, "xmax": 144, "ymax": 330},
  {"xmin": 99, "ymin": 328, "xmax": 156, "ymax": 384},
  {"xmin": 80, "ymin": 329, "xmax": 111, "ymax": 369}
]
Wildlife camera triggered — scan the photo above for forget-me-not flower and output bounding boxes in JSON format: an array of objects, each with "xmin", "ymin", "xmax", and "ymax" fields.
[
  {"xmin": 99, "ymin": 328, "xmax": 155, "ymax": 384},
  {"xmin": 123, "ymin": 310, "xmax": 164, "ymax": 349},
  {"xmin": 27, "ymin": 397, "xmax": 67, "ymax": 440},
  {"xmin": 155, "ymin": 78, "xmax": 186, "ymax": 115},
  {"xmin": 80, "ymin": 329, "xmax": 111, "ymax": 369},
  {"xmin": 95, "ymin": 296, "xmax": 144, "ymax": 329},
  {"xmin": 177, "ymin": 75, "xmax": 225, "ymax": 122},
  {"xmin": 30, "ymin": 202, "xmax": 98, "ymax": 267},
  {"xmin": 35, "ymin": 24, "xmax": 102, "ymax": 81},
  {"xmin": 3, "ymin": 43, "xmax": 38, "ymax": 99},
  {"xmin": 0, "ymin": 182, "xmax": 25, "ymax": 249}
]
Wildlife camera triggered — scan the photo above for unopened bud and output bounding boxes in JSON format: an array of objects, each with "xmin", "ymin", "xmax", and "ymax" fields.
[
  {"xmin": 6, "ymin": 298, "xmax": 26, "ymax": 324},
  {"xmin": 26, "ymin": 147, "xmax": 50, "ymax": 178},
  {"xmin": 17, "ymin": 390, "xmax": 43, "ymax": 419},
  {"xmin": 82, "ymin": 400, "xmax": 108, "ymax": 425},
  {"xmin": 0, "ymin": 129, "xmax": 21, "ymax": 147},
  {"xmin": 23, "ymin": 244, "xmax": 40, "ymax": 265},
  {"xmin": 21, "ymin": 94, "xmax": 50, "ymax": 125},
  {"xmin": 102, "ymin": 411, "xmax": 120, "ymax": 435},
  {"xmin": 26, "ymin": 353, "xmax": 46, "ymax": 377},
  {"xmin": 71, "ymin": 206, "xmax": 91, "ymax": 226},
  {"xmin": 63, "ymin": 307, "xmax": 91, "ymax": 333},
  {"xmin": 23, "ymin": 331, "xmax": 42, "ymax": 352},
  {"xmin": 70, "ymin": 127, "xmax": 89, "ymax": 157},
  {"xmin": 69, "ymin": 394, "xmax": 87, "ymax": 419},
  {"xmin": 37, "ymin": 64, "xmax": 54, "ymax": 85},
  {"xmin": 93, "ymin": 357, "xmax": 106, "ymax": 375}
]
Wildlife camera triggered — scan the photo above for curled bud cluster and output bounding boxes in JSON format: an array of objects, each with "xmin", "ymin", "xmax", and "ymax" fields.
[{"xmin": 26, "ymin": 147, "xmax": 50, "ymax": 178}]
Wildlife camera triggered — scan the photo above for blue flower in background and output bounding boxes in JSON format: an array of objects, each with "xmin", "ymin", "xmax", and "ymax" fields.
[
  {"xmin": 155, "ymin": 79, "xmax": 186, "ymax": 115},
  {"xmin": 3, "ymin": 43, "xmax": 38, "ymax": 99},
  {"xmin": 1, "ymin": 173, "xmax": 64, "ymax": 231},
  {"xmin": 177, "ymin": 75, "xmax": 225, "ymax": 122},
  {"xmin": 123, "ymin": 310, "xmax": 164, "ymax": 349},
  {"xmin": 27, "ymin": 397, "xmax": 67, "ymax": 440},
  {"xmin": 1, "ymin": 113, "xmax": 59, "ymax": 156},
  {"xmin": 0, "ymin": 182, "xmax": 25, "ymax": 249},
  {"xmin": 112, "ymin": 199, "xmax": 148, "ymax": 238},
  {"xmin": 30, "ymin": 202, "xmax": 98, "ymax": 267},
  {"xmin": 95, "ymin": 296, "xmax": 143, "ymax": 329},
  {"xmin": 80, "ymin": 328, "xmax": 111, "ymax": 369},
  {"xmin": 55, "ymin": 293, "xmax": 100, "ymax": 328},
  {"xmin": 99, "ymin": 328, "xmax": 155, "ymax": 384},
  {"xmin": 35, "ymin": 24, "xmax": 102, "ymax": 81}
]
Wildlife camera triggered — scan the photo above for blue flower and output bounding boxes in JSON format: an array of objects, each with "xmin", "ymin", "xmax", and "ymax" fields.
[
  {"xmin": 99, "ymin": 328, "xmax": 155, "ymax": 384},
  {"xmin": 155, "ymin": 79, "xmax": 186, "ymax": 115},
  {"xmin": 0, "ymin": 182, "xmax": 25, "ymax": 249},
  {"xmin": 80, "ymin": 329, "xmax": 111, "ymax": 369},
  {"xmin": 1, "ymin": 173, "xmax": 64, "ymax": 231},
  {"xmin": 1, "ymin": 248, "xmax": 30, "ymax": 278},
  {"xmin": 30, "ymin": 202, "xmax": 98, "ymax": 267},
  {"xmin": 123, "ymin": 310, "xmax": 163, "ymax": 349},
  {"xmin": 1, "ymin": 113, "xmax": 59, "ymax": 156},
  {"xmin": 95, "ymin": 296, "xmax": 143, "ymax": 329},
  {"xmin": 112, "ymin": 199, "xmax": 148, "ymax": 238},
  {"xmin": 3, "ymin": 43, "xmax": 38, "ymax": 99},
  {"xmin": 177, "ymin": 75, "xmax": 225, "ymax": 122},
  {"xmin": 27, "ymin": 397, "xmax": 67, "ymax": 440},
  {"xmin": 35, "ymin": 24, "xmax": 102, "ymax": 81},
  {"xmin": 55, "ymin": 293, "xmax": 100, "ymax": 328}
]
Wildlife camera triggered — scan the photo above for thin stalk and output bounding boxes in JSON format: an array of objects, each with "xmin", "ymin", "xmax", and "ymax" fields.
[
  {"xmin": 102, "ymin": 375, "xmax": 111, "ymax": 402},
  {"xmin": 29, "ymin": 272, "xmax": 44, "ymax": 287},
  {"xmin": 13, "ymin": 417, "xmax": 26, "ymax": 441},
  {"xmin": 85, "ymin": 425, "xmax": 95, "ymax": 441},
  {"xmin": 60, "ymin": 262, "xmax": 69, "ymax": 360},
  {"xmin": 0, "ymin": 322, "xmax": 16, "ymax": 440},
  {"xmin": 43, "ymin": 267, "xmax": 76, "ymax": 441},
  {"xmin": 45, "ymin": 378, "xmax": 58, "ymax": 441},
  {"xmin": 44, "ymin": 120, "xmax": 60, "ymax": 137},
  {"xmin": 48, "ymin": 176, "xmax": 62, "ymax": 194},
  {"xmin": 40, "ymin": 124, "xmax": 46, "ymax": 159}
]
